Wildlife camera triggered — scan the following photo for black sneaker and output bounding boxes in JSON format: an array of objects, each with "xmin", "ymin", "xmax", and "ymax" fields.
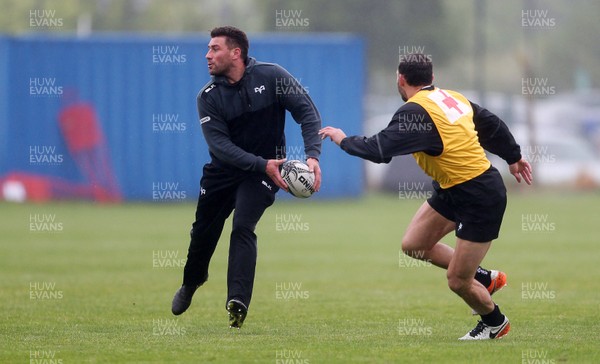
[
  {"xmin": 171, "ymin": 274, "xmax": 208, "ymax": 315},
  {"xmin": 226, "ymin": 299, "xmax": 248, "ymax": 329},
  {"xmin": 171, "ymin": 285, "xmax": 198, "ymax": 315}
]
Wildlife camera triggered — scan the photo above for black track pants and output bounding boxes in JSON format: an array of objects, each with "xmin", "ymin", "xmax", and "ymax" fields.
[{"xmin": 182, "ymin": 164, "xmax": 277, "ymax": 308}]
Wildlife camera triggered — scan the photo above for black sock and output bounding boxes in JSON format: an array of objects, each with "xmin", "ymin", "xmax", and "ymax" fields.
[
  {"xmin": 480, "ymin": 304, "xmax": 505, "ymax": 327},
  {"xmin": 474, "ymin": 266, "xmax": 492, "ymax": 287}
]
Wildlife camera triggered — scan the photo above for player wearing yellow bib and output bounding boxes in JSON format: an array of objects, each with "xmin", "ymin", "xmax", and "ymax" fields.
[{"xmin": 320, "ymin": 53, "xmax": 532, "ymax": 340}]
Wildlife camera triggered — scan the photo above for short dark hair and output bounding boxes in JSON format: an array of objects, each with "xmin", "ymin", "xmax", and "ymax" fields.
[
  {"xmin": 398, "ymin": 53, "xmax": 433, "ymax": 86},
  {"xmin": 210, "ymin": 26, "xmax": 249, "ymax": 61}
]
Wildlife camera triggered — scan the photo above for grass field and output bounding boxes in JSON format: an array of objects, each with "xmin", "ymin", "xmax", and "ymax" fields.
[{"xmin": 1, "ymin": 191, "xmax": 599, "ymax": 363}]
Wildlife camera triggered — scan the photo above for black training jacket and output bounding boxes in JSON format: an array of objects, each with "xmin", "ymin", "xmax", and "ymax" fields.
[{"xmin": 197, "ymin": 57, "xmax": 322, "ymax": 173}]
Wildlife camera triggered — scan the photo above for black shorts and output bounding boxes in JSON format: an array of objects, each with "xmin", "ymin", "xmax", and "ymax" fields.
[{"xmin": 427, "ymin": 166, "xmax": 507, "ymax": 243}]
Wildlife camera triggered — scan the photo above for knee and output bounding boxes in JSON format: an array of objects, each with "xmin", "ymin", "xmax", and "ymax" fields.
[
  {"xmin": 231, "ymin": 222, "xmax": 256, "ymax": 241},
  {"xmin": 190, "ymin": 226, "xmax": 201, "ymax": 241},
  {"xmin": 401, "ymin": 238, "xmax": 424, "ymax": 259},
  {"xmin": 401, "ymin": 237, "xmax": 415, "ymax": 256},
  {"xmin": 447, "ymin": 274, "xmax": 470, "ymax": 295}
]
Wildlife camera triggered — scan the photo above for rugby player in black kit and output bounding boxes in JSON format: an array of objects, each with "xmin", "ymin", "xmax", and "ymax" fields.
[{"xmin": 172, "ymin": 26, "xmax": 322, "ymax": 329}]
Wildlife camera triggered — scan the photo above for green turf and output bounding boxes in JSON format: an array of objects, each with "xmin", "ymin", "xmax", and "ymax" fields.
[{"xmin": 1, "ymin": 191, "xmax": 599, "ymax": 363}]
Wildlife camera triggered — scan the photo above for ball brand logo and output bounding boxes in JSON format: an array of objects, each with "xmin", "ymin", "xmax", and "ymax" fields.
[{"xmin": 298, "ymin": 175, "xmax": 313, "ymax": 192}]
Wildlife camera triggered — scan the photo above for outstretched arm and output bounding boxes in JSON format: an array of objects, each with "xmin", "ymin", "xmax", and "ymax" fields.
[{"xmin": 319, "ymin": 105, "xmax": 443, "ymax": 163}]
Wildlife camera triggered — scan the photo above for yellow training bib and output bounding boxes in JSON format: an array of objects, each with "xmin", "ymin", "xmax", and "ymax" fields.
[{"xmin": 409, "ymin": 88, "xmax": 490, "ymax": 189}]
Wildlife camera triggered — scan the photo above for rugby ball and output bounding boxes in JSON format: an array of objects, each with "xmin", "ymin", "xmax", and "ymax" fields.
[{"xmin": 280, "ymin": 160, "xmax": 315, "ymax": 198}]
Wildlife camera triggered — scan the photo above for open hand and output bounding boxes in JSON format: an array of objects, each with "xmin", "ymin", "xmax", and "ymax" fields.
[
  {"xmin": 318, "ymin": 126, "xmax": 347, "ymax": 146},
  {"xmin": 509, "ymin": 158, "xmax": 533, "ymax": 185}
]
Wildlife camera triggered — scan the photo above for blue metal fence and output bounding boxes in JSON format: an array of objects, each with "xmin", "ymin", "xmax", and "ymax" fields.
[{"xmin": 0, "ymin": 33, "xmax": 364, "ymax": 201}]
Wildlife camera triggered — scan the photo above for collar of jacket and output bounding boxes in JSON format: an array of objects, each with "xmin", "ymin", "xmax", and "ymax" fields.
[{"xmin": 212, "ymin": 57, "xmax": 257, "ymax": 87}]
